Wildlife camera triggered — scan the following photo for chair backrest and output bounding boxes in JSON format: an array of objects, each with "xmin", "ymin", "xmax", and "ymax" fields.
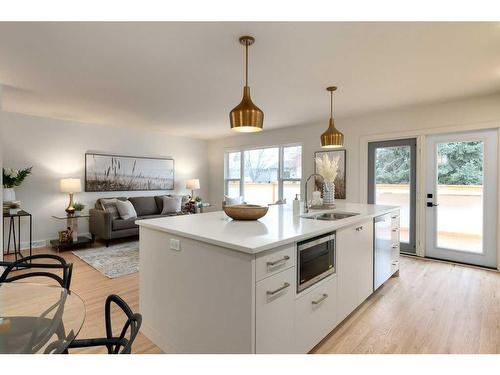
[
  {"xmin": 104, "ymin": 294, "xmax": 142, "ymax": 354},
  {"xmin": 0, "ymin": 254, "xmax": 73, "ymax": 290}
]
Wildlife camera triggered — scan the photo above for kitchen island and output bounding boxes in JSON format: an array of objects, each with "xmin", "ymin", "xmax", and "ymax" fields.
[{"xmin": 137, "ymin": 202, "xmax": 400, "ymax": 353}]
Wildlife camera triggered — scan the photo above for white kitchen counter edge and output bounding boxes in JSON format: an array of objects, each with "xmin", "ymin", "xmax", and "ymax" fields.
[{"xmin": 136, "ymin": 206, "xmax": 399, "ymax": 254}]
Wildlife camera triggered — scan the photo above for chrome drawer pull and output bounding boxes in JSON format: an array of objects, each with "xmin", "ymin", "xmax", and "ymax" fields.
[
  {"xmin": 266, "ymin": 282, "xmax": 290, "ymax": 297},
  {"xmin": 392, "ymin": 261, "xmax": 399, "ymax": 266},
  {"xmin": 266, "ymin": 255, "xmax": 290, "ymax": 267},
  {"xmin": 391, "ymin": 215, "xmax": 399, "ymax": 219},
  {"xmin": 392, "ymin": 244, "xmax": 399, "ymax": 249},
  {"xmin": 312, "ymin": 293, "xmax": 328, "ymax": 305},
  {"xmin": 391, "ymin": 228, "xmax": 399, "ymax": 232},
  {"xmin": 355, "ymin": 226, "xmax": 363, "ymax": 231}
]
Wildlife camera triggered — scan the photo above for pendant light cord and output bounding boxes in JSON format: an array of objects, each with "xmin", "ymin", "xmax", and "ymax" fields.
[
  {"xmin": 330, "ymin": 90, "xmax": 333, "ymax": 119},
  {"xmin": 245, "ymin": 42, "xmax": 249, "ymax": 87}
]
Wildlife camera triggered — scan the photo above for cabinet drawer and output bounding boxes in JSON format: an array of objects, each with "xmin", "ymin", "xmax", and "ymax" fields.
[
  {"xmin": 391, "ymin": 243, "xmax": 400, "ymax": 259},
  {"xmin": 391, "ymin": 227, "xmax": 400, "ymax": 243},
  {"xmin": 295, "ymin": 275, "xmax": 337, "ymax": 353},
  {"xmin": 255, "ymin": 244, "xmax": 295, "ymax": 282},
  {"xmin": 391, "ymin": 259, "xmax": 400, "ymax": 274},
  {"xmin": 390, "ymin": 211, "xmax": 400, "ymax": 229},
  {"xmin": 255, "ymin": 267, "xmax": 295, "ymax": 353}
]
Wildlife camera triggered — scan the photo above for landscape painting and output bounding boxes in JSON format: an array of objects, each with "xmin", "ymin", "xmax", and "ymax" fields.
[
  {"xmin": 314, "ymin": 149, "xmax": 346, "ymax": 199},
  {"xmin": 85, "ymin": 153, "xmax": 174, "ymax": 192}
]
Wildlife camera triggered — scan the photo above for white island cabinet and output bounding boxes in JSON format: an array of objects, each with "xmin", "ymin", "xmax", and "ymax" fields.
[{"xmin": 137, "ymin": 202, "xmax": 400, "ymax": 354}]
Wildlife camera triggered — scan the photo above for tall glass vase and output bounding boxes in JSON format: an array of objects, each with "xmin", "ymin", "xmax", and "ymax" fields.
[{"xmin": 323, "ymin": 181, "xmax": 335, "ymax": 205}]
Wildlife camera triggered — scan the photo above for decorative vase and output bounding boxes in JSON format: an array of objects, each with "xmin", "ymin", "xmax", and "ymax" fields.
[
  {"xmin": 75, "ymin": 211, "xmax": 81, "ymax": 217},
  {"xmin": 323, "ymin": 181, "xmax": 335, "ymax": 205},
  {"xmin": 3, "ymin": 187, "xmax": 15, "ymax": 202}
]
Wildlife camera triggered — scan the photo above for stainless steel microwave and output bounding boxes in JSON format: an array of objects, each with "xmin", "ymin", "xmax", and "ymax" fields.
[{"xmin": 297, "ymin": 233, "xmax": 336, "ymax": 292}]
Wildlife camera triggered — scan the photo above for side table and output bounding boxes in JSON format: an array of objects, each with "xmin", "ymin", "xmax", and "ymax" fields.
[
  {"xmin": 2, "ymin": 210, "xmax": 33, "ymax": 261},
  {"xmin": 50, "ymin": 213, "xmax": 92, "ymax": 252}
]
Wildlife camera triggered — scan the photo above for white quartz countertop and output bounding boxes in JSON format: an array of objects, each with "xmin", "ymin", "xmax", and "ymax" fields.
[{"xmin": 136, "ymin": 202, "xmax": 399, "ymax": 254}]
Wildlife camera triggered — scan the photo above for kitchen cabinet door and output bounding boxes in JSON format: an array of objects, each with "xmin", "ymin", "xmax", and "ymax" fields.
[
  {"xmin": 255, "ymin": 267, "xmax": 296, "ymax": 353},
  {"xmin": 336, "ymin": 219, "xmax": 374, "ymax": 323},
  {"xmin": 295, "ymin": 275, "xmax": 338, "ymax": 353}
]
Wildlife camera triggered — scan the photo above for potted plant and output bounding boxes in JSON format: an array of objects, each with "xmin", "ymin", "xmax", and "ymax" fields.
[
  {"xmin": 73, "ymin": 202, "xmax": 85, "ymax": 216},
  {"xmin": 194, "ymin": 196, "xmax": 202, "ymax": 206},
  {"xmin": 2, "ymin": 167, "xmax": 32, "ymax": 202}
]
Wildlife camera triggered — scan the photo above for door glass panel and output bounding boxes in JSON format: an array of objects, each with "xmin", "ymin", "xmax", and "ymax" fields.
[
  {"xmin": 243, "ymin": 148, "xmax": 279, "ymax": 205},
  {"xmin": 374, "ymin": 146, "xmax": 411, "ymax": 243},
  {"xmin": 436, "ymin": 141, "xmax": 483, "ymax": 253}
]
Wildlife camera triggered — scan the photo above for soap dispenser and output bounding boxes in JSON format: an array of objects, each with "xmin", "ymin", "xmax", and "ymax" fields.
[{"xmin": 293, "ymin": 194, "xmax": 300, "ymax": 216}]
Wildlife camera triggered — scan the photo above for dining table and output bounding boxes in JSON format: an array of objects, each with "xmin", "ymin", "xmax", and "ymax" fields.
[{"xmin": 0, "ymin": 282, "xmax": 85, "ymax": 354}]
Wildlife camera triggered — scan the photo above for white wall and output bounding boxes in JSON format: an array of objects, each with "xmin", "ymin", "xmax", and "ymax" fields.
[
  {"xmin": 1, "ymin": 112, "xmax": 209, "ymax": 248},
  {"xmin": 208, "ymin": 93, "xmax": 500, "ymax": 208}
]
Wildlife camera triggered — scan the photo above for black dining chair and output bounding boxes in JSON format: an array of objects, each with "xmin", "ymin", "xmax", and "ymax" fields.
[
  {"xmin": 0, "ymin": 254, "xmax": 73, "ymax": 290},
  {"xmin": 66, "ymin": 294, "xmax": 142, "ymax": 354}
]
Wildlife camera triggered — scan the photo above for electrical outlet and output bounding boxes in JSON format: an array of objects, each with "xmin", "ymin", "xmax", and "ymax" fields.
[{"xmin": 170, "ymin": 239, "xmax": 181, "ymax": 251}]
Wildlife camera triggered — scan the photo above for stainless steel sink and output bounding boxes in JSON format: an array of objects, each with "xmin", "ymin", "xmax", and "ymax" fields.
[{"xmin": 302, "ymin": 212, "xmax": 360, "ymax": 221}]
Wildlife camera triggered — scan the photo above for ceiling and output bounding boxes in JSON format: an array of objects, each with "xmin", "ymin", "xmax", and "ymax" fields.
[{"xmin": 0, "ymin": 22, "xmax": 499, "ymax": 139}]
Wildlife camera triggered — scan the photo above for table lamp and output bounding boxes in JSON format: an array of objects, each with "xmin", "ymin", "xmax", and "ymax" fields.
[
  {"xmin": 186, "ymin": 179, "xmax": 200, "ymax": 199},
  {"xmin": 60, "ymin": 178, "xmax": 82, "ymax": 215}
]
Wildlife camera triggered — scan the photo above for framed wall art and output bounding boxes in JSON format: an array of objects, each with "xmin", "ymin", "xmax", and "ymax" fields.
[
  {"xmin": 314, "ymin": 149, "xmax": 346, "ymax": 199},
  {"xmin": 85, "ymin": 153, "xmax": 174, "ymax": 192}
]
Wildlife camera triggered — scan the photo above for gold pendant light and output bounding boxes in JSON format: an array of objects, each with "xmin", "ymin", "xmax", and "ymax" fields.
[
  {"xmin": 321, "ymin": 86, "xmax": 344, "ymax": 148},
  {"xmin": 230, "ymin": 36, "xmax": 264, "ymax": 132}
]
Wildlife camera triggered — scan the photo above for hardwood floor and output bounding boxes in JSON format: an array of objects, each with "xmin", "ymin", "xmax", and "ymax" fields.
[
  {"xmin": 312, "ymin": 255, "xmax": 500, "ymax": 354},
  {"xmin": 4, "ymin": 247, "xmax": 500, "ymax": 354}
]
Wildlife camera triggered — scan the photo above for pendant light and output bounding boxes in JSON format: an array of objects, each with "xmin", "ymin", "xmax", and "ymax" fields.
[
  {"xmin": 320, "ymin": 86, "xmax": 344, "ymax": 148},
  {"xmin": 230, "ymin": 36, "xmax": 264, "ymax": 132}
]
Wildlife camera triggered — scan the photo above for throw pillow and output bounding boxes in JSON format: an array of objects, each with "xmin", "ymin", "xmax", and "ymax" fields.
[
  {"xmin": 115, "ymin": 199, "xmax": 138, "ymax": 220},
  {"xmin": 161, "ymin": 195, "xmax": 182, "ymax": 214},
  {"xmin": 224, "ymin": 195, "xmax": 244, "ymax": 205},
  {"xmin": 100, "ymin": 198, "xmax": 120, "ymax": 220}
]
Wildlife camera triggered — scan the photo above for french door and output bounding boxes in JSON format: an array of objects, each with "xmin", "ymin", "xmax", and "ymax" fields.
[
  {"xmin": 368, "ymin": 138, "xmax": 417, "ymax": 254},
  {"xmin": 425, "ymin": 130, "xmax": 498, "ymax": 268}
]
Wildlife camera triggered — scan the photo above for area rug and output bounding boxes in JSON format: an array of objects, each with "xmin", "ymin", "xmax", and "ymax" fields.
[{"xmin": 72, "ymin": 241, "xmax": 139, "ymax": 278}]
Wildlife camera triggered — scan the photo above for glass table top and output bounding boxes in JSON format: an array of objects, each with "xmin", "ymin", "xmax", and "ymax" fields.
[
  {"xmin": 51, "ymin": 213, "xmax": 90, "ymax": 220},
  {"xmin": 0, "ymin": 283, "xmax": 86, "ymax": 354}
]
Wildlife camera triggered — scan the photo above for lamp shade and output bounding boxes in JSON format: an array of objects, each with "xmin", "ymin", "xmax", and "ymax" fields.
[
  {"xmin": 186, "ymin": 179, "xmax": 200, "ymax": 190},
  {"xmin": 321, "ymin": 118, "xmax": 344, "ymax": 148},
  {"xmin": 60, "ymin": 178, "xmax": 82, "ymax": 193}
]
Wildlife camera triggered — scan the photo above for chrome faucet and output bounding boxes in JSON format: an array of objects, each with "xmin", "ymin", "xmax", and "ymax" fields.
[{"xmin": 304, "ymin": 174, "xmax": 325, "ymax": 213}]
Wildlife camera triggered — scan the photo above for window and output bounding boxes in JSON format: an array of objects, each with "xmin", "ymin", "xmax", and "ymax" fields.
[{"xmin": 224, "ymin": 144, "xmax": 302, "ymax": 205}]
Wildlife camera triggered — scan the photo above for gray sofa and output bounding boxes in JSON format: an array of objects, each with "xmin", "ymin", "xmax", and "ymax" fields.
[{"xmin": 89, "ymin": 195, "xmax": 190, "ymax": 246}]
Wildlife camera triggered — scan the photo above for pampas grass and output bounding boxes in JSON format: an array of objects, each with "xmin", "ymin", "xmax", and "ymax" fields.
[{"xmin": 315, "ymin": 154, "xmax": 340, "ymax": 183}]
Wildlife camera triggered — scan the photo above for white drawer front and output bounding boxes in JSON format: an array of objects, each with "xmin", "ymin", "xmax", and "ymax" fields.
[
  {"xmin": 255, "ymin": 267, "xmax": 296, "ymax": 353},
  {"xmin": 391, "ymin": 259, "xmax": 400, "ymax": 274},
  {"xmin": 391, "ymin": 211, "xmax": 400, "ymax": 229},
  {"xmin": 391, "ymin": 227, "xmax": 400, "ymax": 243},
  {"xmin": 294, "ymin": 275, "xmax": 338, "ymax": 353},
  {"xmin": 255, "ymin": 244, "xmax": 295, "ymax": 282}
]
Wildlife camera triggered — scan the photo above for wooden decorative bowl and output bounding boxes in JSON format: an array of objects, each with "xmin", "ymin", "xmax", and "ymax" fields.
[{"xmin": 223, "ymin": 204, "xmax": 269, "ymax": 221}]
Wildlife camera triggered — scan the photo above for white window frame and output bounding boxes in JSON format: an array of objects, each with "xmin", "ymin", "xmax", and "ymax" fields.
[{"xmin": 224, "ymin": 143, "xmax": 302, "ymax": 204}]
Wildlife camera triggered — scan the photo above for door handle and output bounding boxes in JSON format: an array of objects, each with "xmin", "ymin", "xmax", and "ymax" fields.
[
  {"xmin": 426, "ymin": 202, "xmax": 439, "ymax": 207},
  {"xmin": 266, "ymin": 282, "xmax": 290, "ymax": 297},
  {"xmin": 312, "ymin": 293, "xmax": 328, "ymax": 305},
  {"xmin": 266, "ymin": 255, "xmax": 290, "ymax": 267}
]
